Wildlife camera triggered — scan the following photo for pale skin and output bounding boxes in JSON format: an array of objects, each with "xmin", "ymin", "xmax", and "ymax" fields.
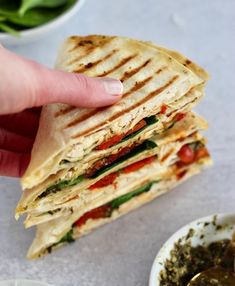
[{"xmin": 0, "ymin": 46, "xmax": 123, "ymax": 177}]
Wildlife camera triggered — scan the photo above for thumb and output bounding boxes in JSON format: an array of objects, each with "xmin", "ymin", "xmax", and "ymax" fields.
[{"xmin": 36, "ymin": 69, "xmax": 123, "ymax": 108}]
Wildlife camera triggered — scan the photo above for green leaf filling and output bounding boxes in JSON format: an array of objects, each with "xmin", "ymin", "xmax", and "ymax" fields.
[
  {"xmin": 120, "ymin": 115, "xmax": 158, "ymax": 143},
  {"xmin": 90, "ymin": 139, "xmax": 157, "ymax": 178},
  {"xmin": 110, "ymin": 181, "xmax": 157, "ymax": 209},
  {"xmin": 39, "ymin": 175, "xmax": 84, "ymax": 198}
]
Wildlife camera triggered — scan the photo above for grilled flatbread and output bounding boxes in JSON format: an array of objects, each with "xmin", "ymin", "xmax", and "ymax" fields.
[
  {"xmin": 27, "ymin": 154, "xmax": 212, "ymax": 259},
  {"xmin": 20, "ymin": 35, "xmax": 208, "ymax": 194}
]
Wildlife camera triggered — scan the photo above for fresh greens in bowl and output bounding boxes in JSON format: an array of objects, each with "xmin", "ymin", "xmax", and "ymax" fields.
[{"xmin": 0, "ymin": 0, "xmax": 77, "ymax": 36}]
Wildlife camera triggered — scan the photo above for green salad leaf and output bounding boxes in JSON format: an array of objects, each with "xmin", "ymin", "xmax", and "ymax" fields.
[
  {"xmin": 19, "ymin": 0, "xmax": 68, "ymax": 16},
  {"xmin": 0, "ymin": 0, "xmax": 77, "ymax": 36}
]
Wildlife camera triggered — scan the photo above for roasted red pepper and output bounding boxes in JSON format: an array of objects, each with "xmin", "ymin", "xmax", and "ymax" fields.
[
  {"xmin": 122, "ymin": 156, "xmax": 156, "ymax": 174},
  {"xmin": 174, "ymin": 112, "xmax": 186, "ymax": 122},
  {"xmin": 160, "ymin": 104, "xmax": 168, "ymax": 115},
  {"xmin": 89, "ymin": 172, "xmax": 119, "ymax": 190},
  {"xmin": 74, "ymin": 205, "xmax": 112, "ymax": 228},
  {"xmin": 96, "ymin": 119, "xmax": 146, "ymax": 150}
]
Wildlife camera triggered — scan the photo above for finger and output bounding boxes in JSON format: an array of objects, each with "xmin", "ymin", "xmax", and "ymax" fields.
[
  {"xmin": 0, "ymin": 150, "xmax": 30, "ymax": 177},
  {"xmin": 0, "ymin": 47, "xmax": 123, "ymax": 114},
  {"xmin": 0, "ymin": 128, "xmax": 33, "ymax": 153},
  {"xmin": 36, "ymin": 71, "xmax": 123, "ymax": 108},
  {"xmin": 0, "ymin": 110, "xmax": 40, "ymax": 137}
]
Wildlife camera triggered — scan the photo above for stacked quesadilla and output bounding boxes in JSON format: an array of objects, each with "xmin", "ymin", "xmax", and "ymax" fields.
[{"xmin": 16, "ymin": 35, "xmax": 212, "ymax": 258}]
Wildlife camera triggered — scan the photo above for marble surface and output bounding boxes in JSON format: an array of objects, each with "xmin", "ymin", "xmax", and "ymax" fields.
[{"xmin": 0, "ymin": 0, "xmax": 235, "ymax": 285}]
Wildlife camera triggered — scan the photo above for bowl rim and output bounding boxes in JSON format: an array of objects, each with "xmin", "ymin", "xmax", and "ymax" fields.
[
  {"xmin": 0, "ymin": 0, "xmax": 86, "ymax": 39},
  {"xmin": 149, "ymin": 212, "xmax": 235, "ymax": 286}
]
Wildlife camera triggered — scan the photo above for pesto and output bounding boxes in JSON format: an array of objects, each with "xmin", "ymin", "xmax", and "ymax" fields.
[{"xmin": 159, "ymin": 239, "xmax": 231, "ymax": 286}]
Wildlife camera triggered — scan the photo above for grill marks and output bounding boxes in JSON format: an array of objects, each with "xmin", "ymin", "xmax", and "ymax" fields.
[
  {"xmin": 122, "ymin": 66, "xmax": 167, "ymax": 99},
  {"xmin": 95, "ymin": 54, "xmax": 138, "ymax": 77},
  {"xmin": 74, "ymin": 49, "xmax": 118, "ymax": 73},
  {"xmin": 119, "ymin": 59, "xmax": 151, "ymax": 82},
  {"xmin": 66, "ymin": 109, "xmax": 105, "ymax": 128},
  {"xmin": 122, "ymin": 75, "xmax": 153, "ymax": 98},
  {"xmin": 70, "ymin": 75, "xmax": 179, "ymax": 138}
]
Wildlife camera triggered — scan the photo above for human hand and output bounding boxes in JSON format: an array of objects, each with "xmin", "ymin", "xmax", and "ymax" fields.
[{"xmin": 0, "ymin": 46, "xmax": 123, "ymax": 177}]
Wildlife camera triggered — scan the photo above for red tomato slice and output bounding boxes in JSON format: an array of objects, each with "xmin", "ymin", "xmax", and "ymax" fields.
[
  {"xmin": 122, "ymin": 156, "xmax": 156, "ymax": 174},
  {"xmin": 96, "ymin": 119, "xmax": 146, "ymax": 150},
  {"xmin": 89, "ymin": 172, "xmax": 119, "ymax": 190},
  {"xmin": 177, "ymin": 144, "xmax": 195, "ymax": 164},
  {"xmin": 160, "ymin": 104, "xmax": 168, "ymax": 114},
  {"xmin": 74, "ymin": 205, "xmax": 112, "ymax": 228}
]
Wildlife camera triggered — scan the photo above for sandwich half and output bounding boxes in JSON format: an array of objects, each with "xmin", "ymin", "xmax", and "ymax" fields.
[{"xmin": 16, "ymin": 35, "xmax": 209, "ymax": 218}]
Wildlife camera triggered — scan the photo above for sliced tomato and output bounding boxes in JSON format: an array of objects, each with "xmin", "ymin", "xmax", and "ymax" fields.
[
  {"xmin": 174, "ymin": 112, "xmax": 186, "ymax": 122},
  {"xmin": 195, "ymin": 147, "xmax": 209, "ymax": 161},
  {"xmin": 125, "ymin": 119, "xmax": 146, "ymax": 136},
  {"xmin": 74, "ymin": 205, "xmax": 112, "ymax": 228},
  {"xmin": 160, "ymin": 104, "xmax": 168, "ymax": 114},
  {"xmin": 177, "ymin": 144, "xmax": 195, "ymax": 164},
  {"xmin": 96, "ymin": 134, "xmax": 125, "ymax": 150},
  {"xmin": 122, "ymin": 156, "xmax": 156, "ymax": 174},
  {"xmin": 96, "ymin": 119, "xmax": 146, "ymax": 150},
  {"xmin": 89, "ymin": 172, "xmax": 119, "ymax": 190}
]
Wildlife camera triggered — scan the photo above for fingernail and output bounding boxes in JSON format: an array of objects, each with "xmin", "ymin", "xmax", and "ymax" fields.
[{"xmin": 100, "ymin": 78, "xmax": 123, "ymax": 95}]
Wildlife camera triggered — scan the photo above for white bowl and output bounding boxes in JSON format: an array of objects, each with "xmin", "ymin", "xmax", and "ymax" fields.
[
  {"xmin": 0, "ymin": 281, "xmax": 52, "ymax": 286},
  {"xmin": 0, "ymin": 0, "xmax": 86, "ymax": 46},
  {"xmin": 149, "ymin": 213, "xmax": 235, "ymax": 286}
]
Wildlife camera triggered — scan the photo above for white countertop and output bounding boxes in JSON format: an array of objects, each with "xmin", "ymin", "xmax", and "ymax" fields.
[{"xmin": 0, "ymin": 0, "xmax": 235, "ymax": 285}]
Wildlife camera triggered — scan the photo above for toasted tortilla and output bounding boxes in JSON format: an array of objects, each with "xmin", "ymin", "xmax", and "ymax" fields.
[
  {"xmin": 21, "ymin": 35, "xmax": 208, "ymax": 191},
  {"xmin": 27, "ymin": 156, "xmax": 212, "ymax": 259},
  {"xmin": 17, "ymin": 112, "xmax": 207, "ymax": 217}
]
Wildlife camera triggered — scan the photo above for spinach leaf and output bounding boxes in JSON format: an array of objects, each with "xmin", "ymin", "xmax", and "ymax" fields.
[
  {"xmin": 120, "ymin": 115, "xmax": 158, "ymax": 143},
  {"xmin": 47, "ymin": 229, "xmax": 74, "ymax": 253},
  {"xmin": 39, "ymin": 174, "xmax": 84, "ymax": 198},
  {"xmin": 19, "ymin": 0, "xmax": 68, "ymax": 16},
  {"xmin": 110, "ymin": 181, "xmax": 155, "ymax": 209},
  {"xmin": 58, "ymin": 229, "xmax": 74, "ymax": 244},
  {"xmin": 91, "ymin": 139, "xmax": 158, "ymax": 178}
]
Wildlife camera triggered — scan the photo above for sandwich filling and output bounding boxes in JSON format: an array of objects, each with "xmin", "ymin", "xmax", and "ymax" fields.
[
  {"xmin": 45, "ymin": 142, "xmax": 209, "ymax": 254},
  {"xmin": 37, "ymin": 112, "xmax": 187, "ymax": 200}
]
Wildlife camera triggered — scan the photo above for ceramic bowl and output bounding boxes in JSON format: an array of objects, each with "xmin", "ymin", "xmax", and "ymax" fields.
[
  {"xmin": 0, "ymin": 0, "xmax": 86, "ymax": 46},
  {"xmin": 149, "ymin": 213, "xmax": 235, "ymax": 286}
]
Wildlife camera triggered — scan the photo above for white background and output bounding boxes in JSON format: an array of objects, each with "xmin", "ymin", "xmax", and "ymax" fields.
[{"xmin": 0, "ymin": 0, "xmax": 235, "ymax": 285}]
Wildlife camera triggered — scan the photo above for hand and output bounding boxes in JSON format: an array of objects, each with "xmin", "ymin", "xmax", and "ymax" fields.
[{"xmin": 0, "ymin": 46, "xmax": 123, "ymax": 178}]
